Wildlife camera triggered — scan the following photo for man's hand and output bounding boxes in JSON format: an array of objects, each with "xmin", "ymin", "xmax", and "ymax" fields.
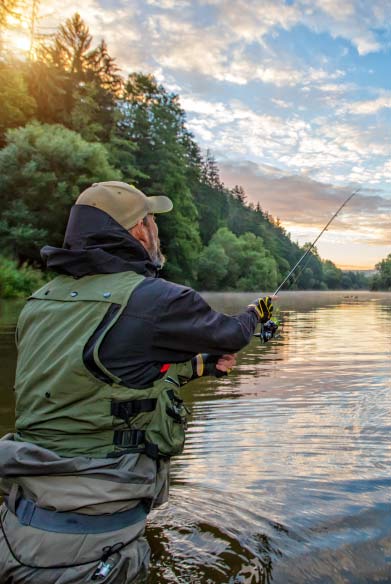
[
  {"xmin": 248, "ymin": 296, "xmax": 273, "ymax": 323},
  {"xmin": 192, "ymin": 353, "xmax": 237, "ymax": 378},
  {"xmin": 216, "ymin": 353, "xmax": 237, "ymax": 373}
]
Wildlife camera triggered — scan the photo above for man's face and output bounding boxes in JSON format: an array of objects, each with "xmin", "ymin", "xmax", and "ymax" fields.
[{"xmin": 143, "ymin": 214, "xmax": 165, "ymax": 268}]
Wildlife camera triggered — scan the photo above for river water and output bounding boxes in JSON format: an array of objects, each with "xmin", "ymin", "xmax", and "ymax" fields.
[{"xmin": 0, "ymin": 291, "xmax": 390, "ymax": 583}]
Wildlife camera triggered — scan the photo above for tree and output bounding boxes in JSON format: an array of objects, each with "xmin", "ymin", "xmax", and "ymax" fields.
[
  {"xmin": 323, "ymin": 259, "xmax": 341, "ymax": 289},
  {"xmin": 120, "ymin": 73, "xmax": 201, "ymax": 284},
  {"xmin": 296, "ymin": 244, "xmax": 323, "ymax": 289},
  {"xmin": 0, "ymin": 0, "xmax": 23, "ymax": 30},
  {"xmin": 201, "ymin": 150, "xmax": 224, "ymax": 190},
  {"xmin": 371, "ymin": 254, "xmax": 391, "ymax": 291},
  {"xmin": 48, "ymin": 13, "xmax": 92, "ymax": 77},
  {"xmin": 197, "ymin": 244, "xmax": 229, "ymax": 290},
  {"xmin": 236, "ymin": 232, "xmax": 278, "ymax": 291},
  {"xmin": 193, "ymin": 182, "xmax": 229, "ymax": 245},
  {"xmin": 0, "ymin": 122, "xmax": 121, "ymax": 260},
  {"xmin": 232, "ymin": 184, "xmax": 247, "ymax": 204},
  {"xmin": 0, "ymin": 62, "xmax": 36, "ymax": 145},
  {"xmin": 196, "ymin": 228, "xmax": 278, "ymax": 291},
  {"xmin": 35, "ymin": 14, "xmax": 121, "ymax": 140}
]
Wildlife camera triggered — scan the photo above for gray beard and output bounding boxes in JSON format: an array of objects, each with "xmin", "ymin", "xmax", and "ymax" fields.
[
  {"xmin": 148, "ymin": 232, "xmax": 165, "ymax": 268},
  {"xmin": 150, "ymin": 246, "xmax": 165, "ymax": 269}
]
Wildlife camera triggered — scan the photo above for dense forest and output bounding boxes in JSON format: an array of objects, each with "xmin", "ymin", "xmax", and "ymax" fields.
[{"xmin": 0, "ymin": 13, "xmax": 386, "ymax": 297}]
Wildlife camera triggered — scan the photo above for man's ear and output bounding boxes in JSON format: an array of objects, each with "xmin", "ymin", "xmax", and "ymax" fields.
[{"xmin": 130, "ymin": 220, "xmax": 148, "ymax": 247}]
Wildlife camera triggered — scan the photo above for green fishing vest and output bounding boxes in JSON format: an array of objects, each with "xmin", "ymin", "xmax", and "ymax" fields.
[{"xmin": 14, "ymin": 272, "xmax": 192, "ymax": 459}]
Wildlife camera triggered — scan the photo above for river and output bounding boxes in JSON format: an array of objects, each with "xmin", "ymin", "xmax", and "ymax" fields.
[{"xmin": 1, "ymin": 291, "xmax": 390, "ymax": 583}]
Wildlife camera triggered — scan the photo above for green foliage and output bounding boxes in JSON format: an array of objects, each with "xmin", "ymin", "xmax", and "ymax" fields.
[
  {"xmin": 0, "ymin": 122, "xmax": 121, "ymax": 259},
  {"xmin": 0, "ymin": 13, "xmax": 371, "ymax": 294},
  {"xmin": 106, "ymin": 137, "xmax": 146, "ymax": 184},
  {"xmin": 198, "ymin": 243, "xmax": 229, "ymax": 290},
  {"xmin": 0, "ymin": 256, "xmax": 47, "ymax": 298},
  {"xmin": 121, "ymin": 73, "xmax": 201, "ymax": 285},
  {"xmin": 371, "ymin": 254, "xmax": 391, "ymax": 291},
  {"xmin": 28, "ymin": 14, "xmax": 121, "ymax": 140},
  {"xmin": 0, "ymin": 62, "xmax": 36, "ymax": 144},
  {"xmin": 323, "ymin": 259, "xmax": 342, "ymax": 289},
  {"xmin": 197, "ymin": 228, "xmax": 278, "ymax": 291},
  {"xmin": 24, "ymin": 59, "xmax": 68, "ymax": 125},
  {"xmin": 339, "ymin": 270, "xmax": 368, "ymax": 290}
]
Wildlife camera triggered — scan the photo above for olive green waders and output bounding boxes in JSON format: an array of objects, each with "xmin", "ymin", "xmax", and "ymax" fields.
[{"xmin": 0, "ymin": 272, "xmax": 193, "ymax": 582}]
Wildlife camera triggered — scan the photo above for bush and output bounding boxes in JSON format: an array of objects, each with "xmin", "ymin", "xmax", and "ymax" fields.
[
  {"xmin": 0, "ymin": 256, "xmax": 47, "ymax": 298},
  {"xmin": 0, "ymin": 121, "xmax": 121, "ymax": 260}
]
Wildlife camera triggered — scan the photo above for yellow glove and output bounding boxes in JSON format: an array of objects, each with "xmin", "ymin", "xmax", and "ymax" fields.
[{"xmin": 248, "ymin": 296, "xmax": 273, "ymax": 323}]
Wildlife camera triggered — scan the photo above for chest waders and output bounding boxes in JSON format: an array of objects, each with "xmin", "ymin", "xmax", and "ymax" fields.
[
  {"xmin": 0, "ymin": 272, "xmax": 194, "ymax": 578},
  {"xmin": 14, "ymin": 271, "xmax": 193, "ymax": 459}
]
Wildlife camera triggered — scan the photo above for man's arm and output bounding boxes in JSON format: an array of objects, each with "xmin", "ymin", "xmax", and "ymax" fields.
[
  {"xmin": 152, "ymin": 282, "xmax": 260, "ymax": 356},
  {"xmin": 97, "ymin": 279, "xmax": 268, "ymax": 388}
]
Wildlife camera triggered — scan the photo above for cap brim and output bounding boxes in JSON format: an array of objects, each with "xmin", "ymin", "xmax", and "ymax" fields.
[{"xmin": 147, "ymin": 195, "xmax": 173, "ymax": 214}]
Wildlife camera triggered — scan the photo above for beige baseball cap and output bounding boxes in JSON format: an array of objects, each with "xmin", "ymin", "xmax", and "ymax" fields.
[{"xmin": 75, "ymin": 181, "xmax": 173, "ymax": 230}]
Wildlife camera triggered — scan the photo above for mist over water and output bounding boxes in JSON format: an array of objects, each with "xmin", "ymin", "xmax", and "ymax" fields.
[{"xmin": 1, "ymin": 292, "xmax": 390, "ymax": 583}]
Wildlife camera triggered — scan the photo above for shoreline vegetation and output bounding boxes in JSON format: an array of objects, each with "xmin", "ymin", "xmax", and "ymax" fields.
[{"xmin": 0, "ymin": 12, "xmax": 390, "ymax": 298}]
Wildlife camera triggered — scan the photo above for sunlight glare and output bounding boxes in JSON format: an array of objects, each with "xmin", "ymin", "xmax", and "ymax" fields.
[{"xmin": 4, "ymin": 31, "xmax": 31, "ymax": 55}]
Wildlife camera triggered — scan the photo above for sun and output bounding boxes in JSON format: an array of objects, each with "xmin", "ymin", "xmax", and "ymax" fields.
[
  {"xmin": 3, "ymin": 31, "xmax": 31, "ymax": 56},
  {"xmin": 2, "ymin": 12, "xmax": 31, "ymax": 57}
]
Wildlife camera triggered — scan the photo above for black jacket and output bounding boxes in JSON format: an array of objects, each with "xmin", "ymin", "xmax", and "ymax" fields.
[{"xmin": 41, "ymin": 205, "xmax": 259, "ymax": 388}]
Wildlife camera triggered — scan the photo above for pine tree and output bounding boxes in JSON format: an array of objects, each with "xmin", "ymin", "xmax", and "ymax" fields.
[
  {"xmin": 201, "ymin": 150, "xmax": 224, "ymax": 190},
  {"xmin": 35, "ymin": 14, "xmax": 120, "ymax": 140},
  {"xmin": 120, "ymin": 73, "xmax": 201, "ymax": 284},
  {"xmin": 232, "ymin": 184, "xmax": 247, "ymax": 203}
]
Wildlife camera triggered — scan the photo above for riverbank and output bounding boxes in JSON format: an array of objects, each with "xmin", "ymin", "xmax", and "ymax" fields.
[
  {"xmin": 0, "ymin": 256, "xmax": 48, "ymax": 299},
  {"xmin": 0, "ymin": 256, "xmax": 378, "ymax": 299}
]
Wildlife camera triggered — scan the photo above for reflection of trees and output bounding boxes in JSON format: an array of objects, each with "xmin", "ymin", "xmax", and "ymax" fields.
[{"xmin": 170, "ymin": 292, "xmax": 391, "ymax": 584}]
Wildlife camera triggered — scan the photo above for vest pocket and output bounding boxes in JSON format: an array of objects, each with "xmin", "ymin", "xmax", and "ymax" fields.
[{"xmin": 145, "ymin": 386, "xmax": 189, "ymax": 457}]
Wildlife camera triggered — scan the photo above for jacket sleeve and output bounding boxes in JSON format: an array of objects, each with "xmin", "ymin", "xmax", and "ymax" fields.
[{"xmin": 152, "ymin": 283, "xmax": 259, "ymax": 356}]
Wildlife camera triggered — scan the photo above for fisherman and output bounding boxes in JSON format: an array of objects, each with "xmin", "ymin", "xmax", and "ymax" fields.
[{"xmin": 0, "ymin": 181, "xmax": 273, "ymax": 583}]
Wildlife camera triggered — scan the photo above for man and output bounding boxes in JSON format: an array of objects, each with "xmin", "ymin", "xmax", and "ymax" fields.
[{"xmin": 0, "ymin": 181, "xmax": 273, "ymax": 583}]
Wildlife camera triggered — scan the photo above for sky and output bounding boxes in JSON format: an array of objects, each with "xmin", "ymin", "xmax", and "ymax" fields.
[{"xmin": 8, "ymin": 0, "xmax": 391, "ymax": 269}]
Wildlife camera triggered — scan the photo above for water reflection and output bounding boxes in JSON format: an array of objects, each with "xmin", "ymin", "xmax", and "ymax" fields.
[
  {"xmin": 150, "ymin": 291, "xmax": 391, "ymax": 583},
  {"xmin": 1, "ymin": 292, "xmax": 391, "ymax": 583}
]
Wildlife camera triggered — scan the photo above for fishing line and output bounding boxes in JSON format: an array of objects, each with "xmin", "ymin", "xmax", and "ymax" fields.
[
  {"xmin": 256, "ymin": 187, "xmax": 360, "ymax": 342},
  {"xmin": 273, "ymin": 188, "xmax": 360, "ymax": 296}
]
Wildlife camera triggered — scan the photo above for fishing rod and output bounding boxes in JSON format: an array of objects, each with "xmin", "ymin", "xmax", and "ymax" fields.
[
  {"xmin": 273, "ymin": 187, "xmax": 360, "ymax": 296},
  {"xmin": 256, "ymin": 187, "xmax": 360, "ymax": 342}
]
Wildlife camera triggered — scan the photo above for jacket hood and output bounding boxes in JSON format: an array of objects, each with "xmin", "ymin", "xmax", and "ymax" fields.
[{"xmin": 41, "ymin": 205, "xmax": 159, "ymax": 278}]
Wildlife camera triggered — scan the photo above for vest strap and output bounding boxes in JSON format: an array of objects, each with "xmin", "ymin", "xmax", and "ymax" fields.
[
  {"xmin": 112, "ymin": 430, "xmax": 160, "ymax": 460},
  {"xmin": 5, "ymin": 496, "xmax": 148, "ymax": 534},
  {"xmin": 111, "ymin": 398, "xmax": 157, "ymax": 420},
  {"xmin": 113, "ymin": 429, "xmax": 146, "ymax": 448}
]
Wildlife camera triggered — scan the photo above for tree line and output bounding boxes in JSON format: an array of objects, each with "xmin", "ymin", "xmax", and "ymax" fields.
[{"xmin": 0, "ymin": 13, "xmax": 382, "ymax": 296}]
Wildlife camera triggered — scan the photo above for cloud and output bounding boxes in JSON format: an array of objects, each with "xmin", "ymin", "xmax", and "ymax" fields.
[
  {"xmin": 39, "ymin": 0, "xmax": 391, "ymax": 90},
  {"xmin": 271, "ymin": 98, "xmax": 292, "ymax": 109},
  {"xmin": 218, "ymin": 160, "xmax": 391, "ymax": 251},
  {"xmin": 181, "ymin": 96, "xmax": 390, "ymax": 187},
  {"xmin": 201, "ymin": 0, "xmax": 299, "ymax": 42},
  {"xmin": 144, "ymin": 9, "xmax": 349, "ymax": 88},
  {"xmin": 145, "ymin": 0, "xmax": 190, "ymax": 7},
  {"xmin": 299, "ymin": 0, "xmax": 388, "ymax": 55},
  {"xmin": 145, "ymin": 13, "xmax": 340, "ymax": 87},
  {"xmin": 200, "ymin": 0, "xmax": 391, "ymax": 55},
  {"xmin": 346, "ymin": 96, "xmax": 391, "ymax": 114}
]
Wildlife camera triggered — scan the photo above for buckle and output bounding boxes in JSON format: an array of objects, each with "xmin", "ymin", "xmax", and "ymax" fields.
[{"xmin": 113, "ymin": 429, "xmax": 145, "ymax": 447}]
